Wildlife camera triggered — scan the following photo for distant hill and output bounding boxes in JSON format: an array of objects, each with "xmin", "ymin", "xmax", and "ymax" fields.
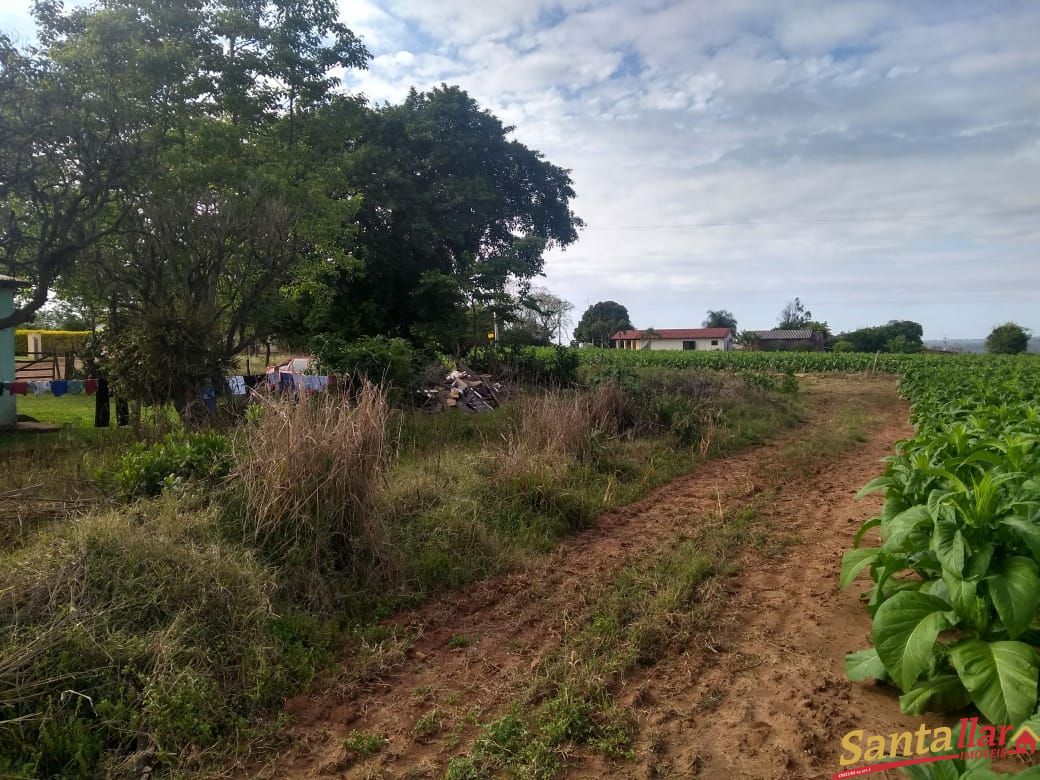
[{"xmin": 923, "ymin": 338, "xmax": 1040, "ymax": 354}]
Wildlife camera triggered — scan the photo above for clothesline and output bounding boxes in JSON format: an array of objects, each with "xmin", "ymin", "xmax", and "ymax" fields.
[
  {"xmin": 0, "ymin": 379, "xmax": 98, "ymax": 397},
  {"xmin": 1, "ymin": 373, "xmax": 336, "ymax": 399}
]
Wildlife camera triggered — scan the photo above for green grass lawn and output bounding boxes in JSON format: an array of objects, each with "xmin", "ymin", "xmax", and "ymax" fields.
[{"xmin": 16, "ymin": 393, "xmax": 97, "ymax": 426}]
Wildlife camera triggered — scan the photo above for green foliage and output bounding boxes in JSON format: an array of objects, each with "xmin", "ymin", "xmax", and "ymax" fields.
[
  {"xmin": 843, "ymin": 356, "xmax": 1040, "ymax": 726},
  {"xmin": 311, "ymin": 334, "xmax": 420, "ymax": 396},
  {"xmin": 342, "ymin": 730, "xmax": 385, "ymax": 758},
  {"xmin": 703, "ymin": 309, "xmax": 737, "ymax": 330},
  {"xmin": 573, "ymin": 301, "xmax": 633, "ymax": 347},
  {"xmin": 13, "ymin": 330, "xmax": 91, "ymax": 356},
  {"xmin": 280, "ymin": 85, "xmax": 582, "ymax": 353},
  {"xmin": 837, "ymin": 320, "xmax": 924, "ymax": 353},
  {"xmin": 986, "ymin": 322, "xmax": 1031, "ymax": 355},
  {"xmin": 105, "ymin": 432, "xmax": 231, "ymax": 500},
  {"xmin": 467, "ymin": 345, "xmax": 580, "ymax": 386}
]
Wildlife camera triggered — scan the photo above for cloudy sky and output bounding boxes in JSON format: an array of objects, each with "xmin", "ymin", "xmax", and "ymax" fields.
[{"xmin": 4, "ymin": 1, "xmax": 1038, "ymax": 338}]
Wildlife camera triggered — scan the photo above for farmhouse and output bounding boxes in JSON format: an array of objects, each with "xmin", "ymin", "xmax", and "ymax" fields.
[
  {"xmin": 611, "ymin": 328, "xmax": 734, "ymax": 351},
  {"xmin": 749, "ymin": 329, "xmax": 825, "ymax": 351}
]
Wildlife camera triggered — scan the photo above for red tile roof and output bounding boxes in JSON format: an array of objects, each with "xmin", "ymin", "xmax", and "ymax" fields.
[{"xmin": 611, "ymin": 328, "xmax": 732, "ymax": 341}]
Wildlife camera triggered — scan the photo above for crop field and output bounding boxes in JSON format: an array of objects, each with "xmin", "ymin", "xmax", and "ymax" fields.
[
  {"xmin": 3, "ymin": 352, "xmax": 1040, "ymax": 779},
  {"xmin": 841, "ymin": 357, "xmax": 1040, "ymax": 760}
]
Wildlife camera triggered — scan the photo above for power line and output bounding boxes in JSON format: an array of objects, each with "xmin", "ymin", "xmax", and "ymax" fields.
[{"xmin": 590, "ymin": 207, "xmax": 1040, "ymax": 230}]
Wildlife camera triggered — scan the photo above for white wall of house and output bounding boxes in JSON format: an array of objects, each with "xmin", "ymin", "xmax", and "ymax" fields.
[{"xmin": 645, "ymin": 337, "xmax": 731, "ymax": 351}]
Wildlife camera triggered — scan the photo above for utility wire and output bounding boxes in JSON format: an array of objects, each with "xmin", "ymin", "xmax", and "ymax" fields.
[{"xmin": 590, "ymin": 207, "xmax": 1040, "ymax": 230}]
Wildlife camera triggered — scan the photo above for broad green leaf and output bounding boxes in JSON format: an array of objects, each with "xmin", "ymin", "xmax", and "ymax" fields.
[
  {"xmin": 872, "ymin": 591, "xmax": 951, "ymax": 692},
  {"xmin": 881, "ymin": 505, "xmax": 931, "ymax": 552},
  {"xmin": 853, "ymin": 516, "xmax": 881, "ymax": 548},
  {"xmin": 942, "ymin": 569, "xmax": 978, "ymax": 623},
  {"xmin": 840, "ymin": 547, "xmax": 878, "ymax": 590},
  {"xmin": 899, "ymin": 675, "xmax": 971, "ymax": 714},
  {"xmin": 1002, "ymin": 515, "xmax": 1040, "ymax": 561},
  {"xmin": 845, "ymin": 648, "xmax": 887, "ymax": 682},
  {"xmin": 857, "ymin": 476, "xmax": 894, "ymax": 498},
  {"xmin": 932, "ymin": 517, "xmax": 966, "ymax": 576},
  {"xmin": 950, "ymin": 639, "xmax": 1039, "ymax": 725},
  {"xmin": 964, "ymin": 542, "xmax": 994, "ymax": 579},
  {"xmin": 985, "ymin": 556, "xmax": 1040, "ymax": 639}
]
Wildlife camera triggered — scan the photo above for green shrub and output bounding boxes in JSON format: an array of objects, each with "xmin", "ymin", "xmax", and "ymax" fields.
[
  {"xmin": 311, "ymin": 334, "xmax": 419, "ymax": 398},
  {"xmin": 466, "ymin": 345, "xmax": 579, "ymax": 386},
  {"xmin": 105, "ymin": 432, "xmax": 231, "ymax": 500}
]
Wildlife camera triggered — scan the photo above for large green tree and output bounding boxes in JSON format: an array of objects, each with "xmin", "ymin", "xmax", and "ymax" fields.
[
  {"xmin": 277, "ymin": 85, "xmax": 583, "ymax": 353},
  {"xmin": 27, "ymin": 0, "xmax": 370, "ymax": 417},
  {"xmin": 986, "ymin": 322, "xmax": 1031, "ymax": 354},
  {"xmin": 573, "ymin": 301, "xmax": 633, "ymax": 347}
]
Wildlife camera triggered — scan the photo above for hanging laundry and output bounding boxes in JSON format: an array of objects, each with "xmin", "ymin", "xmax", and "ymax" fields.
[
  {"xmin": 68, "ymin": 379, "xmax": 84, "ymax": 395},
  {"xmin": 50, "ymin": 380, "xmax": 69, "ymax": 397},
  {"xmin": 302, "ymin": 375, "xmax": 329, "ymax": 394},
  {"xmin": 201, "ymin": 387, "xmax": 217, "ymax": 415},
  {"xmin": 227, "ymin": 375, "xmax": 247, "ymax": 396},
  {"xmin": 29, "ymin": 380, "xmax": 49, "ymax": 396},
  {"xmin": 95, "ymin": 378, "xmax": 111, "ymax": 428},
  {"xmin": 84, "ymin": 378, "xmax": 98, "ymax": 395},
  {"xmin": 8, "ymin": 382, "xmax": 29, "ymax": 396},
  {"xmin": 243, "ymin": 375, "xmax": 265, "ymax": 395}
]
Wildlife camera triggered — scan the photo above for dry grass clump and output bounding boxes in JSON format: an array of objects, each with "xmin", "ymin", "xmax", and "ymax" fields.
[
  {"xmin": 234, "ymin": 384, "xmax": 397, "ymax": 597},
  {"xmin": 0, "ymin": 502, "xmax": 281, "ymax": 776},
  {"xmin": 501, "ymin": 383, "xmax": 627, "ymax": 466}
]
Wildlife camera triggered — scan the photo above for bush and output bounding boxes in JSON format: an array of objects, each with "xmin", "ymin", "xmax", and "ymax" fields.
[
  {"xmin": 0, "ymin": 504, "xmax": 318, "ymax": 778},
  {"xmin": 311, "ymin": 334, "xmax": 419, "ymax": 398},
  {"xmin": 233, "ymin": 385, "xmax": 396, "ymax": 607},
  {"xmin": 105, "ymin": 432, "xmax": 232, "ymax": 500},
  {"xmin": 14, "ymin": 329, "xmax": 91, "ymax": 356},
  {"xmin": 467, "ymin": 345, "xmax": 580, "ymax": 386}
]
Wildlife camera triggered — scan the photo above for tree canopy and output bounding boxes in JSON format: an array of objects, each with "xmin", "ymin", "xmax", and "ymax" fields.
[
  {"xmin": 703, "ymin": 309, "xmax": 737, "ymax": 330},
  {"xmin": 777, "ymin": 298, "xmax": 812, "ymax": 329},
  {"xmin": 986, "ymin": 322, "xmax": 1031, "ymax": 354},
  {"xmin": 573, "ymin": 301, "xmax": 632, "ymax": 347},
  {"xmin": 1, "ymin": 0, "xmax": 582, "ymax": 417},
  {"xmin": 275, "ymin": 85, "xmax": 583, "ymax": 352},
  {"xmin": 836, "ymin": 320, "xmax": 923, "ymax": 353}
]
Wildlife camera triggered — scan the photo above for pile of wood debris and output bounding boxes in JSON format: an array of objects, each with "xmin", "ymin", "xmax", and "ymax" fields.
[{"xmin": 419, "ymin": 364, "xmax": 503, "ymax": 413}]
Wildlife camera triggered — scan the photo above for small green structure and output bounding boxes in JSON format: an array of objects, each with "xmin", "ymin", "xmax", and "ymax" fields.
[{"xmin": 1, "ymin": 275, "xmax": 29, "ymax": 429}]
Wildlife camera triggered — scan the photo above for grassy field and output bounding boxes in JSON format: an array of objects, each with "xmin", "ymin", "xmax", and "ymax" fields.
[
  {"xmin": 12, "ymin": 394, "xmax": 96, "ymax": 426},
  {"xmin": 0, "ymin": 364, "xmax": 804, "ymax": 778}
]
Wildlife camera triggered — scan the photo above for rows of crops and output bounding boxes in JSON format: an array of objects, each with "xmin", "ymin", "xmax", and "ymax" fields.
[
  {"xmin": 538, "ymin": 346, "xmax": 993, "ymax": 374},
  {"xmin": 842, "ymin": 355, "xmax": 1040, "ymax": 735}
]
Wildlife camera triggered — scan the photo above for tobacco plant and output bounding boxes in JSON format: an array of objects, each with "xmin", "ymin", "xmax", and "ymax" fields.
[{"xmin": 843, "ymin": 358, "xmax": 1040, "ymax": 726}]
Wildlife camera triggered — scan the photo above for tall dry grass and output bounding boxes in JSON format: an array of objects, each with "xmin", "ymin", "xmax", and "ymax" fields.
[
  {"xmin": 234, "ymin": 384, "xmax": 397, "ymax": 600},
  {"xmin": 499, "ymin": 383, "xmax": 628, "ymax": 469}
]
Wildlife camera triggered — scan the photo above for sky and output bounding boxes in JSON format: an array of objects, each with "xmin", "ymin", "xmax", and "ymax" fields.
[{"xmin": 3, "ymin": 1, "xmax": 1039, "ymax": 339}]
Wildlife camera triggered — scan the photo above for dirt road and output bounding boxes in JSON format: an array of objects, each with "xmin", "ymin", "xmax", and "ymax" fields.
[{"xmin": 253, "ymin": 376, "xmax": 924, "ymax": 779}]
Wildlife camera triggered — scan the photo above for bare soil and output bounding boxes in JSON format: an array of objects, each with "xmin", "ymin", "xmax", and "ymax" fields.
[{"xmin": 250, "ymin": 375, "xmax": 950, "ymax": 780}]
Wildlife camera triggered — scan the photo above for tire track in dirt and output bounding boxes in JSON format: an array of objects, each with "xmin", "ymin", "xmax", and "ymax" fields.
[
  {"xmin": 576, "ymin": 377, "xmax": 926, "ymax": 779},
  {"xmin": 253, "ymin": 376, "xmax": 911, "ymax": 779}
]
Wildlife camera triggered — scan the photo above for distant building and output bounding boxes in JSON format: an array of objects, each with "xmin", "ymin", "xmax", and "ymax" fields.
[
  {"xmin": 747, "ymin": 329, "xmax": 825, "ymax": 351},
  {"xmin": 610, "ymin": 328, "xmax": 734, "ymax": 351}
]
